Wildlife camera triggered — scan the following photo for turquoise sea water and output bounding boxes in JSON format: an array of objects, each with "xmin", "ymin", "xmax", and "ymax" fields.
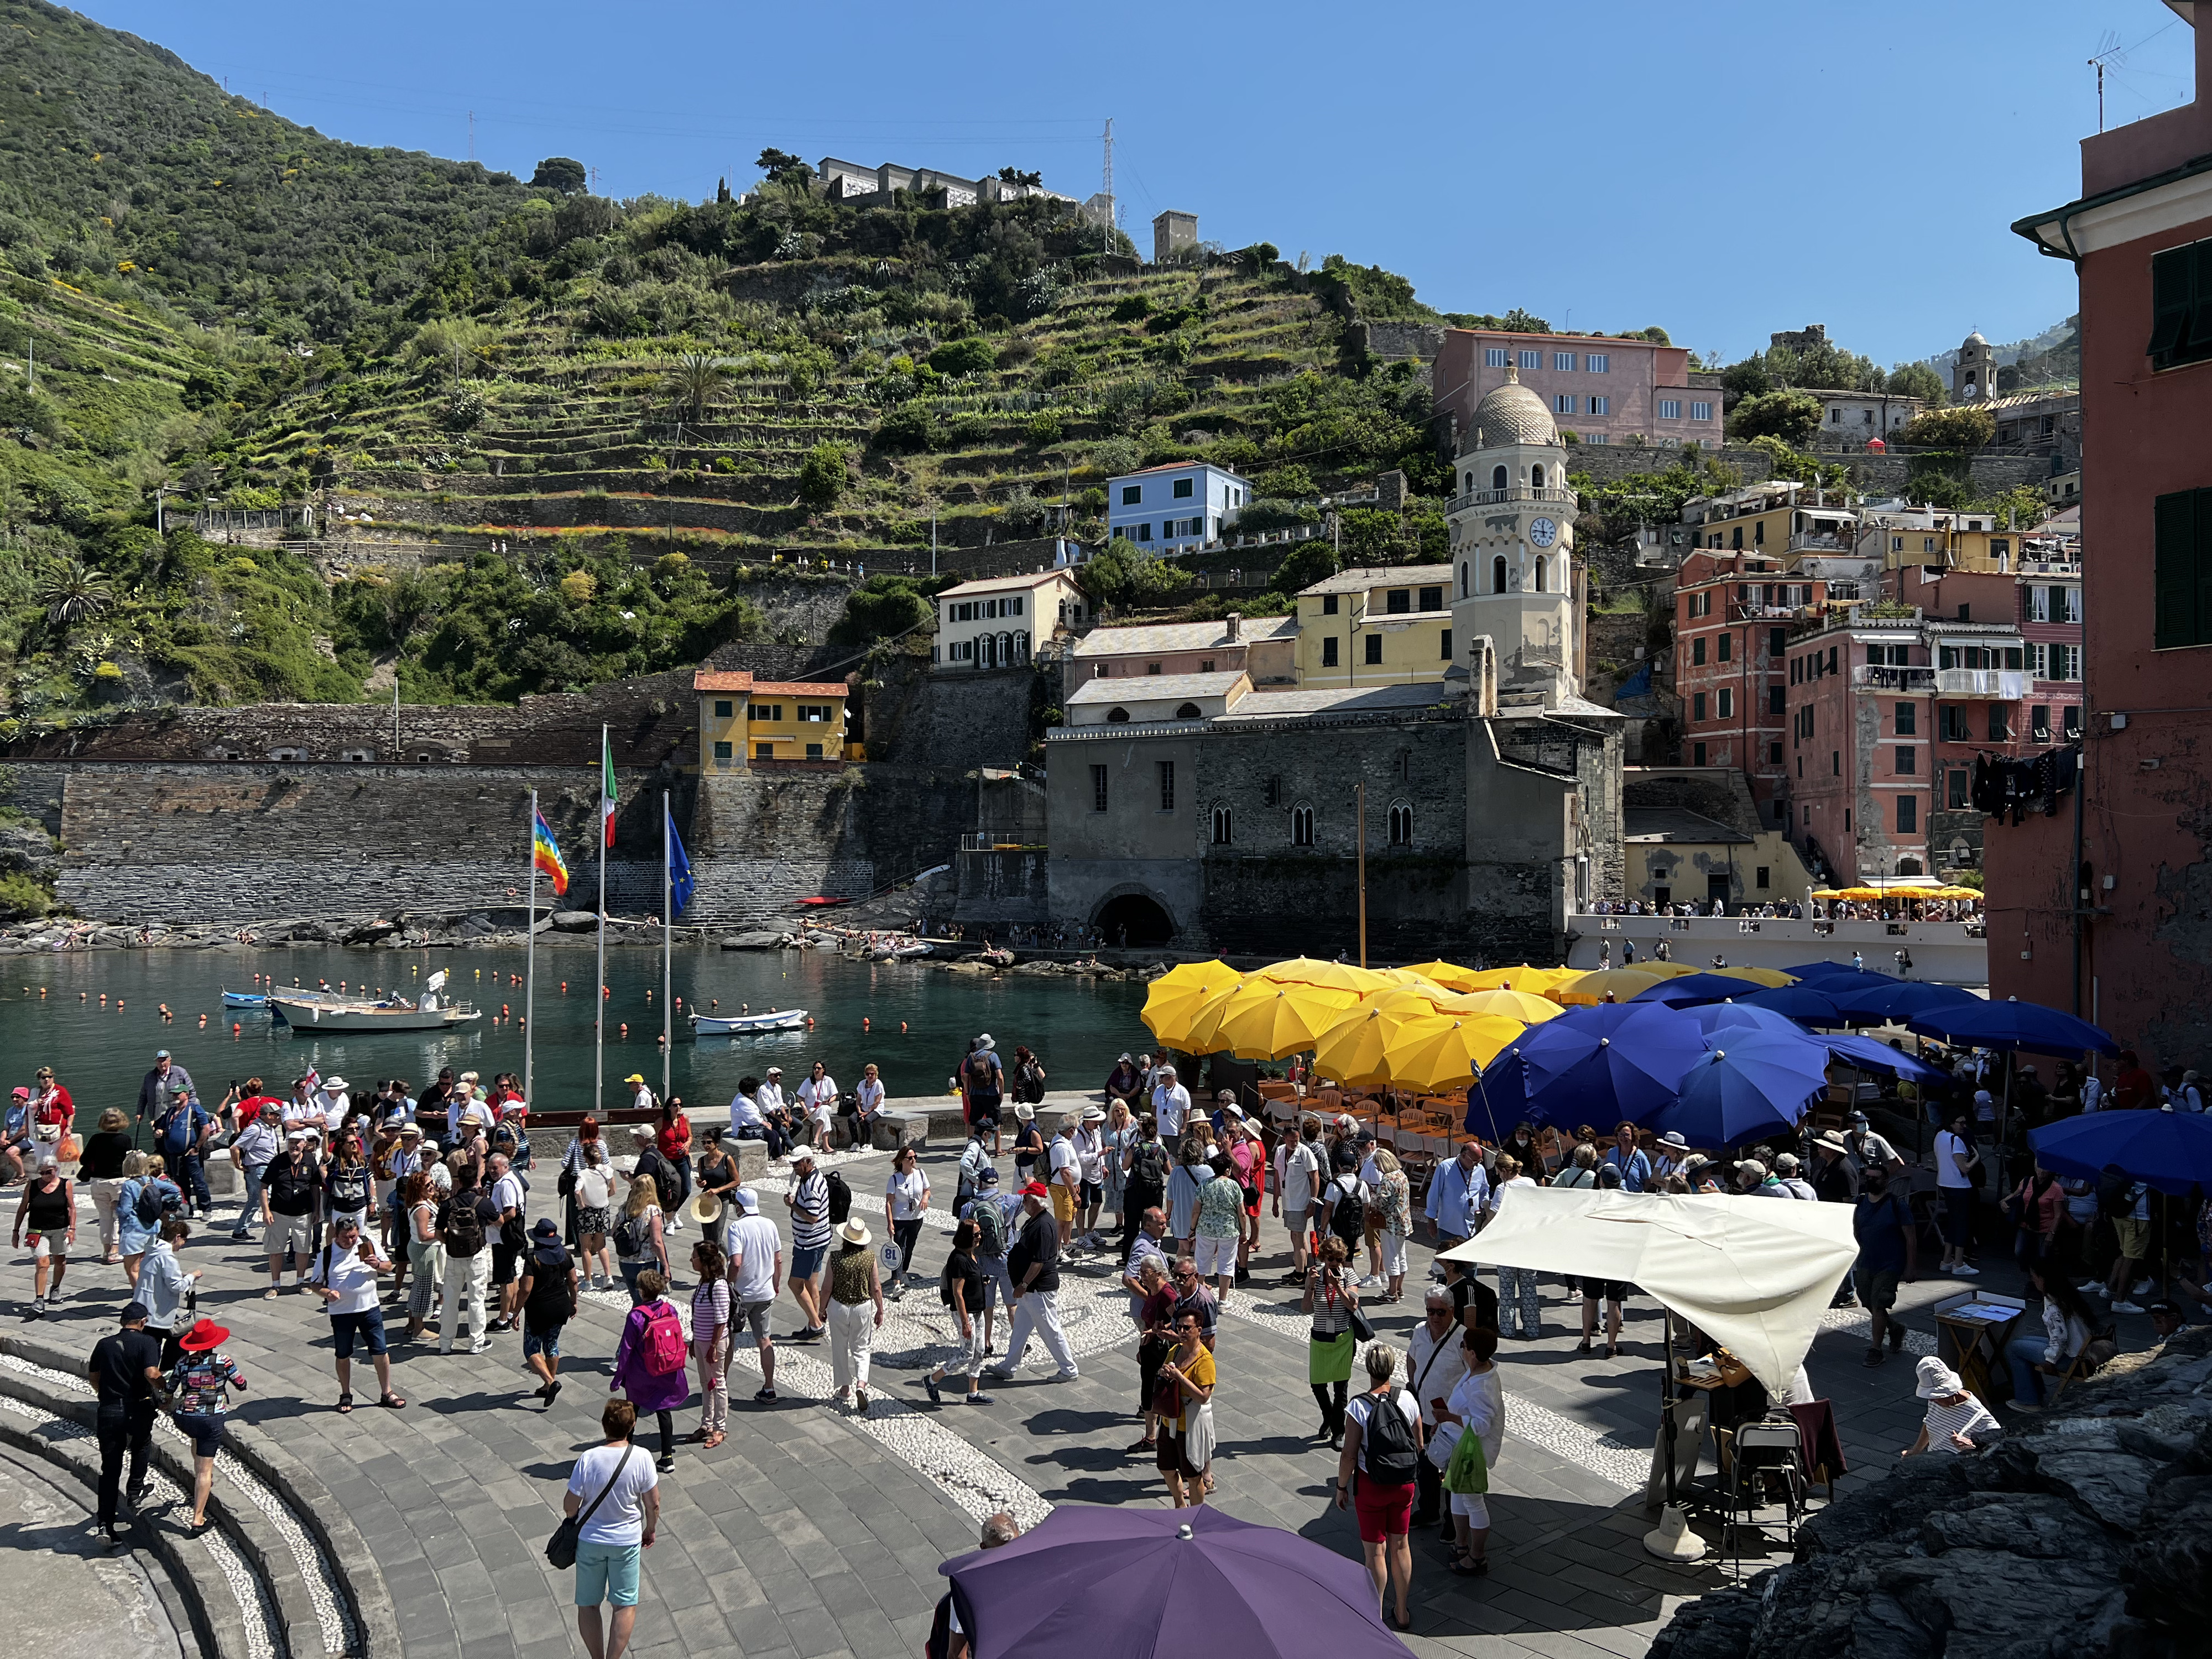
[{"xmin": 0, "ymin": 943, "xmax": 1153, "ymax": 1127}]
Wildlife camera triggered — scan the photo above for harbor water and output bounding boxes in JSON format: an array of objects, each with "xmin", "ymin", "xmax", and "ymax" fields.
[{"xmin": 0, "ymin": 943, "xmax": 1153, "ymax": 1128}]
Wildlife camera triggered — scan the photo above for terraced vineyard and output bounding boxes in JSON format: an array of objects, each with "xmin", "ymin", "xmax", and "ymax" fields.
[{"xmin": 228, "ymin": 252, "xmax": 1406, "ymax": 568}]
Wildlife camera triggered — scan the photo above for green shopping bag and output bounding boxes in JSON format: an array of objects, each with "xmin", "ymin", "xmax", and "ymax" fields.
[{"xmin": 1442, "ymin": 1424, "xmax": 1489, "ymax": 1495}]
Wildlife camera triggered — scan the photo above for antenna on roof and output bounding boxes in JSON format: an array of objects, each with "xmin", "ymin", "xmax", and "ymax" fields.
[{"xmin": 2088, "ymin": 31, "xmax": 2123, "ymax": 133}]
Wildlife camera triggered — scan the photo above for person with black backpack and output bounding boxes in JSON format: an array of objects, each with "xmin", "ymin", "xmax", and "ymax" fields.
[
  {"xmin": 1119, "ymin": 1115, "xmax": 1170, "ymax": 1266},
  {"xmin": 260, "ymin": 1131, "xmax": 321, "ymax": 1299},
  {"xmin": 435, "ymin": 1160, "xmax": 498, "ymax": 1355},
  {"xmin": 1336, "ymin": 1340, "xmax": 1425, "ymax": 1631}
]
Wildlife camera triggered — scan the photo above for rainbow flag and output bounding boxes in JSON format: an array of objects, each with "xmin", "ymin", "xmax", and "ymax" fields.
[
  {"xmin": 531, "ymin": 810, "xmax": 569, "ymax": 896},
  {"xmin": 599, "ymin": 731, "xmax": 618, "ymax": 848}
]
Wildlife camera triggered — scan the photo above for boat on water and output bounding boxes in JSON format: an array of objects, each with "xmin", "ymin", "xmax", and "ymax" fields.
[
  {"xmin": 222, "ymin": 989, "xmax": 268, "ymax": 1009},
  {"xmin": 690, "ymin": 1008, "xmax": 809, "ymax": 1036},
  {"xmin": 268, "ymin": 970, "xmax": 481, "ymax": 1034}
]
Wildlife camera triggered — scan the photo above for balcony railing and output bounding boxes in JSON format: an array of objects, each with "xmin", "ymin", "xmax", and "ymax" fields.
[
  {"xmin": 1787, "ymin": 531, "xmax": 1850, "ymax": 552},
  {"xmin": 1446, "ymin": 485, "xmax": 1579, "ymax": 514},
  {"xmin": 1852, "ymin": 664, "xmax": 1937, "ymax": 692},
  {"xmin": 1936, "ymin": 668, "xmax": 2031, "ymax": 699}
]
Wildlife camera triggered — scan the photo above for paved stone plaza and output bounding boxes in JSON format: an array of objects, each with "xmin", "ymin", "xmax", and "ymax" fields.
[{"xmin": 0, "ymin": 1134, "xmax": 2012, "ymax": 1659}]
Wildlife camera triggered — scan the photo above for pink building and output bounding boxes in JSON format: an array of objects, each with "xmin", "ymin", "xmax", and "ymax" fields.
[
  {"xmin": 1434, "ymin": 330, "xmax": 1720, "ymax": 451},
  {"xmin": 1061, "ymin": 614, "xmax": 1297, "ymax": 705}
]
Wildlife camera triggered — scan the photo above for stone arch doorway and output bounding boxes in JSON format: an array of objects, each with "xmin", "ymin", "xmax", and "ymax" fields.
[{"xmin": 1093, "ymin": 890, "xmax": 1175, "ymax": 948}]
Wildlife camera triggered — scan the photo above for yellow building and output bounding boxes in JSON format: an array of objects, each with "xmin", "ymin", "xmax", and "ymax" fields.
[
  {"xmin": 1859, "ymin": 506, "xmax": 2031, "ymax": 573},
  {"xmin": 1291, "ymin": 565, "xmax": 1457, "ymax": 687},
  {"xmin": 1689, "ymin": 481, "xmax": 1858, "ymax": 559},
  {"xmin": 694, "ymin": 670, "xmax": 856, "ymax": 772}
]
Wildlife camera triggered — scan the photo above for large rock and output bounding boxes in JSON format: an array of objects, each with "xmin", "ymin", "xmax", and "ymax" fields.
[
  {"xmin": 1651, "ymin": 1327, "xmax": 2212, "ymax": 1659},
  {"xmin": 0, "ymin": 820, "xmax": 59, "ymax": 883},
  {"xmin": 550, "ymin": 910, "xmax": 599, "ymax": 932},
  {"xmin": 718, "ymin": 931, "xmax": 785, "ymax": 951}
]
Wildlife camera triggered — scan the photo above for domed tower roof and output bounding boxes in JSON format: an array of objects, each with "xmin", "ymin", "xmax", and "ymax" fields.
[
  {"xmin": 1472, "ymin": 364, "xmax": 1559, "ymax": 448},
  {"xmin": 1964, "ymin": 330, "xmax": 1988, "ymax": 346}
]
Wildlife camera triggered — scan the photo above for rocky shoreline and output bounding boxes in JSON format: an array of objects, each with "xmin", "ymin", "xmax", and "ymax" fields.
[
  {"xmin": 1650, "ymin": 1324, "xmax": 2212, "ymax": 1659},
  {"xmin": 0, "ymin": 912, "xmax": 1159, "ymax": 982}
]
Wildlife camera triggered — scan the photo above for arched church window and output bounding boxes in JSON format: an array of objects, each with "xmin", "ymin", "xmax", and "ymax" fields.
[
  {"xmin": 1492, "ymin": 556, "xmax": 1508, "ymax": 594},
  {"xmin": 1533, "ymin": 558, "xmax": 1547, "ymax": 593},
  {"xmin": 1531, "ymin": 464, "xmax": 1546, "ymax": 489},
  {"xmin": 1458, "ymin": 562, "xmax": 1469, "ymax": 599},
  {"xmin": 1490, "ymin": 465, "xmax": 1507, "ymax": 492}
]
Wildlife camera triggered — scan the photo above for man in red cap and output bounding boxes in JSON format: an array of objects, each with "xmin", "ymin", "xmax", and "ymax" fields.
[{"xmin": 987, "ymin": 1182, "xmax": 1078, "ymax": 1383}]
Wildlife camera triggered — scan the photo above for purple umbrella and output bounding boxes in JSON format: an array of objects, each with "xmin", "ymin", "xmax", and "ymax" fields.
[
  {"xmin": 1515, "ymin": 1001, "xmax": 1706, "ymax": 1129},
  {"xmin": 943, "ymin": 1504, "xmax": 1410, "ymax": 1658}
]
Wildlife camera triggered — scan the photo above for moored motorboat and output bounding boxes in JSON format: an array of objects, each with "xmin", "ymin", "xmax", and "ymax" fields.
[
  {"xmin": 222, "ymin": 989, "xmax": 268, "ymax": 1008},
  {"xmin": 689, "ymin": 1007, "xmax": 808, "ymax": 1036},
  {"xmin": 268, "ymin": 969, "xmax": 479, "ymax": 1034}
]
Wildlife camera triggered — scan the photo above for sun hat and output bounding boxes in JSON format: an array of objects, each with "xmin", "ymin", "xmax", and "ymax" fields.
[
  {"xmin": 178, "ymin": 1318, "xmax": 229, "ymax": 1353},
  {"xmin": 1814, "ymin": 1129, "xmax": 1851, "ymax": 1152},
  {"xmin": 1014, "ymin": 1104, "xmax": 1035, "ymax": 1120},
  {"xmin": 9, "ymin": 1087, "xmax": 27, "ymax": 1101},
  {"xmin": 1915, "ymin": 1357, "xmax": 1964, "ymax": 1399},
  {"xmin": 765, "ymin": 1065, "xmax": 782, "ymax": 1076},
  {"xmin": 975, "ymin": 1033, "xmax": 995, "ymax": 1051},
  {"xmin": 977, "ymin": 1167, "xmax": 1000, "ymax": 1187},
  {"xmin": 734, "ymin": 1187, "xmax": 759, "ymax": 1213},
  {"xmin": 690, "ymin": 1191, "xmax": 722, "ymax": 1223},
  {"xmin": 837, "ymin": 1219, "xmax": 872, "ymax": 1248},
  {"xmin": 398, "ymin": 1121, "xmax": 422, "ymax": 1137},
  {"xmin": 285, "ymin": 1129, "xmax": 307, "ymax": 1143},
  {"xmin": 1657, "ymin": 1130, "xmax": 1691, "ymax": 1150},
  {"xmin": 530, "ymin": 1217, "xmax": 561, "ymax": 1241},
  {"xmin": 1019, "ymin": 1181, "xmax": 1049, "ymax": 1199},
  {"xmin": 321, "ymin": 1075, "xmax": 348, "ymax": 1091},
  {"xmin": 1080, "ymin": 1105, "xmax": 1107, "ymax": 1123}
]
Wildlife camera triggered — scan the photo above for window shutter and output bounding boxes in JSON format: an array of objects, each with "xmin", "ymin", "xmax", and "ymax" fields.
[
  {"xmin": 2193, "ymin": 242, "xmax": 2212, "ymax": 361},
  {"xmin": 2153, "ymin": 488, "xmax": 2199, "ymax": 649},
  {"xmin": 2198, "ymin": 487, "xmax": 2212, "ymax": 648},
  {"xmin": 2149, "ymin": 243, "xmax": 2194, "ymax": 367}
]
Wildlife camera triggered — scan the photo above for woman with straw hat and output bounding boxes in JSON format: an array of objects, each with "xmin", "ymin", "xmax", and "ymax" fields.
[
  {"xmin": 163, "ymin": 1317, "xmax": 247, "ymax": 1533},
  {"xmin": 825, "ymin": 1219, "xmax": 886, "ymax": 1411}
]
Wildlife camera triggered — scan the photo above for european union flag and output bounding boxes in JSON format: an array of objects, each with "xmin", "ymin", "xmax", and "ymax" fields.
[{"xmin": 665, "ymin": 798, "xmax": 694, "ymax": 917}]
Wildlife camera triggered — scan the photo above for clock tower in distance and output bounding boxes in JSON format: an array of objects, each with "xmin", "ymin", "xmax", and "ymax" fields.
[{"xmin": 1444, "ymin": 364, "xmax": 1579, "ymax": 708}]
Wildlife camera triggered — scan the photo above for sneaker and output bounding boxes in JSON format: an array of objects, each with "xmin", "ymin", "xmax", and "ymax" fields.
[
  {"xmin": 2076, "ymin": 1280, "xmax": 2102, "ymax": 1293},
  {"xmin": 2131, "ymin": 1280, "xmax": 2156, "ymax": 1297},
  {"xmin": 753, "ymin": 1387, "xmax": 778, "ymax": 1403},
  {"xmin": 986, "ymin": 1365, "xmax": 1016, "ymax": 1382},
  {"xmin": 2110, "ymin": 1300, "xmax": 2145, "ymax": 1314},
  {"xmin": 925, "ymin": 1374, "xmax": 942, "ymax": 1405},
  {"xmin": 1048, "ymin": 1370, "xmax": 1078, "ymax": 1384},
  {"xmin": 229, "ymin": 1230, "xmax": 253, "ymax": 1243},
  {"xmin": 22, "ymin": 1298, "xmax": 43, "ymax": 1320},
  {"xmin": 470, "ymin": 1337, "xmax": 492, "ymax": 1354},
  {"xmin": 968, "ymin": 1392, "xmax": 995, "ymax": 1406},
  {"xmin": 1951, "ymin": 1264, "xmax": 1980, "ymax": 1277}
]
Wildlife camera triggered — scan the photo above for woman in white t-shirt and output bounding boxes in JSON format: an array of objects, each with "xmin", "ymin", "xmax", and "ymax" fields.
[
  {"xmin": 565, "ymin": 1400, "xmax": 660, "ymax": 1646},
  {"xmin": 1933, "ymin": 1110, "xmax": 1980, "ymax": 1277},
  {"xmin": 1489, "ymin": 1155, "xmax": 1542, "ymax": 1339},
  {"xmin": 797, "ymin": 1063, "xmax": 839, "ymax": 1150},
  {"xmin": 883, "ymin": 1146, "xmax": 931, "ymax": 1284},
  {"xmin": 573, "ymin": 1146, "xmax": 615, "ymax": 1291},
  {"xmin": 1428, "ymin": 1324, "xmax": 1505, "ymax": 1577}
]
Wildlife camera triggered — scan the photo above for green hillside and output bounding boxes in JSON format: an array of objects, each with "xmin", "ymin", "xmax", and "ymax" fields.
[{"xmin": 0, "ymin": 1, "xmax": 1459, "ymax": 738}]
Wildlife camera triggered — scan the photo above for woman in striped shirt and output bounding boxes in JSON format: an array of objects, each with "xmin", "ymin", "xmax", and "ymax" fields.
[
  {"xmin": 688, "ymin": 1240, "xmax": 730, "ymax": 1449},
  {"xmin": 1904, "ymin": 1357, "xmax": 2000, "ymax": 1455}
]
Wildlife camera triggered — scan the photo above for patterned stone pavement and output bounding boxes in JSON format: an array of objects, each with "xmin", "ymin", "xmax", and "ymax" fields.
[{"xmin": 3, "ymin": 1138, "xmax": 2008, "ymax": 1659}]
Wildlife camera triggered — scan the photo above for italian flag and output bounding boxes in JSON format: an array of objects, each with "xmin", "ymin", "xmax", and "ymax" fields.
[{"xmin": 599, "ymin": 732, "xmax": 617, "ymax": 848}]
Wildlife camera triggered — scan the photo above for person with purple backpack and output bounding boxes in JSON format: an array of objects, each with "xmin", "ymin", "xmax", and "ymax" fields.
[{"xmin": 609, "ymin": 1269, "xmax": 691, "ymax": 1473}]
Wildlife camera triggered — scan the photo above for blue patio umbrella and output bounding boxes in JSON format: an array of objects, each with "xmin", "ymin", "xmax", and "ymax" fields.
[
  {"xmin": 1784, "ymin": 961, "xmax": 1887, "ymax": 983},
  {"xmin": 1465, "ymin": 1045, "xmax": 1531, "ymax": 1139},
  {"xmin": 1822, "ymin": 1031, "xmax": 1950, "ymax": 1087},
  {"xmin": 1839, "ymin": 980, "xmax": 1978, "ymax": 1026},
  {"xmin": 1690, "ymin": 1003, "xmax": 1808, "ymax": 1041},
  {"xmin": 1515, "ymin": 1001, "xmax": 1706, "ymax": 1129},
  {"xmin": 1630, "ymin": 972, "xmax": 1753, "ymax": 1007},
  {"xmin": 1740, "ymin": 984, "xmax": 1847, "ymax": 1026},
  {"xmin": 1908, "ymin": 996, "xmax": 2117, "ymax": 1058},
  {"xmin": 2029, "ymin": 1110, "xmax": 2212, "ymax": 1196},
  {"xmin": 1646, "ymin": 1032, "xmax": 1835, "ymax": 1149}
]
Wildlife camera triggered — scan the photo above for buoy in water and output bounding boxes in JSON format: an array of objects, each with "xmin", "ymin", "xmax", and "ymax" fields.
[
  {"xmin": 38, "ymin": 987, "xmax": 46, "ymax": 999},
  {"xmin": 711, "ymin": 999, "xmax": 719, "ymax": 1010},
  {"xmin": 900, "ymin": 1021, "xmax": 908, "ymax": 1034},
  {"xmin": 503, "ymin": 1004, "xmax": 510, "ymax": 1018},
  {"xmin": 863, "ymin": 1017, "xmax": 870, "ymax": 1031},
  {"xmin": 562, "ymin": 982, "xmax": 568, "ymax": 994},
  {"xmin": 232, "ymin": 1022, "xmax": 241, "ymax": 1036},
  {"xmin": 619, "ymin": 1023, "xmax": 628, "ymax": 1038}
]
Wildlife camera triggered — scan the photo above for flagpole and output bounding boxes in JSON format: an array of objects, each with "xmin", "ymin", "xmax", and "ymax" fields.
[
  {"xmin": 525, "ymin": 787, "xmax": 538, "ymax": 1108},
  {"xmin": 661, "ymin": 794, "xmax": 672, "ymax": 1103},
  {"xmin": 595, "ymin": 723, "xmax": 607, "ymax": 1117}
]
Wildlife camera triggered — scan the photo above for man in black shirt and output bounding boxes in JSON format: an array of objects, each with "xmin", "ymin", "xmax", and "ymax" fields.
[
  {"xmin": 1438, "ymin": 1255, "xmax": 1499, "ymax": 1335},
  {"xmin": 88, "ymin": 1302, "xmax": 164, "ymax": 1542},
  {"xmin": 262, "ymin": 1131, "xmax": 321, "ymax": 1296},
  {"xmin": 988, "ymin": 1183, "xmax": 1078, "ymax": 1383}
]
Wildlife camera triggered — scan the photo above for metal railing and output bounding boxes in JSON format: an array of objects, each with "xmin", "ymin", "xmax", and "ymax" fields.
[
  {"xmin": 1935, "ymin": 668, "xmax": 2031, "ymax": 699},
  {"xmin": 1851, "ymin": 664, "xmax": 1937, "ymax": 692},
  {"xmin": 1445, "ymin": 485, "xmax": 1578, "ymax": 514}
]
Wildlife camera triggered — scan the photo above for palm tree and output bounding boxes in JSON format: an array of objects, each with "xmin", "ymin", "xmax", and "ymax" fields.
[
  {"xmin": 664, "ymin": 353, "xmax": 732, "ymax": 424},
  {"xmin": 38, "ymin": 559, "xmax": 113, "ymax": 627}
]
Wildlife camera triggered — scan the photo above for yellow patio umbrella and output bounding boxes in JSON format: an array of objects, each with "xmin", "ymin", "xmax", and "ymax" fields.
[
  {"xmin": 1634, "ymin": 961, "xmax": 1703, "ymax": 979},
  {"xmin": 1811, "ymin": 889, "xmax": 1844, "ymax": 900},
  {"xmin": 1451, "ymin": 987, "xmax": 1566, "ymax": 1023},
  {"xmin": 1457, "ymin": 963, "xmax": 1580, "ymax": 993},
  {"xmin": 1550, "ymin": 967, "xmax": 1666, "ymax": 1005},
  {"xmin": 1384, "ymin": 1011, "xmax": 1526, "ymax": 1091},
  {"xmin": 1193, "ymin": 977, "xmax": 1361, "ymax": 1061},
  {"xmin": 1837, "ymin": 887, "xmax": 1886, "ymax": 901},
  {"xmin": 1709, "ymin": 966, "xmax": 1796, "ymax": 988},
  {"xmin": 1141, "ymin": 967, "xmax": 1244, "ymax": 1048},
  {"xmin": 1313, "ymin": 1000, "xmax": 1453, "ymax": 1088},
  {"xmin": 1929, "ymin": 886, "xmax": 1983, "ymax": 900},
  {"xmin": 1397, "ymin": 960, "xmax": 1488, "ymax": 993},
  {"xmin": 1254, "ymin": 956, "xmax": 1397, "ymax": 996}
]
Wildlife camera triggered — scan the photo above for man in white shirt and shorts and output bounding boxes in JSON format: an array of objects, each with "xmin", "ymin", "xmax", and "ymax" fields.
[{"xmin": 721, "ymin": 1188, "xmax": 784, "ymax": 1403}]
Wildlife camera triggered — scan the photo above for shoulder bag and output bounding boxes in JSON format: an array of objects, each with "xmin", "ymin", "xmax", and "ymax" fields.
[{"xmin": 546, "ymin": 1446, "xmax": 638, "ymax": 1570}]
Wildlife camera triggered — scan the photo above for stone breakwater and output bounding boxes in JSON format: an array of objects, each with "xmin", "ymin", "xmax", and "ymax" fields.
[{"xmin": 1650, "ymin": 1325, "xmax": 2212, "ymax": 1659}]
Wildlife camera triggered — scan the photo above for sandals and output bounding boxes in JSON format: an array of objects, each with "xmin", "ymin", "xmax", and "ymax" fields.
[
  {"xmin": 379, "ymin": 1394, "xmax": 406, "ymax": 1410},
  {"xmin": 704, "ymin": 1431, "xmax": 725, "ymax": 1449},
  {"xmin": 684, "ymin": 1429, "xmax": 711, "ymax": 1443},
  {"xmin": 1448, "ymin": 1553, "xmax": 1489, "ymax": 1577},
  {"xmin": 336, "ymin": 1394, "xmax": 354, "ymax": 1414},
  {"xmin": 1575, "ymin": 1337, "xmax": 1593, "ymax": 1354}
]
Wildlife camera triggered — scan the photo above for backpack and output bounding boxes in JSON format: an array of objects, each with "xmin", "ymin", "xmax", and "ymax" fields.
[
  {"xmin": 612, "ymin": 1211, "xmax": 645, "ymax": 1257},
  {"xmin": 440, "ymin": 1193, "xmax": 487, "ymax": 1258},
  {"xmin": 159, "ymin": 1107, "xmax": 200, "ymax": 1158},
  {"xmin": 2095, "ymin": 1169, "xmax": 2135, "ymax": 1222},
  {"xmin": 132, "ymin": 1177, "xmax": 176, "ymax": 1228},
  {"xmin": 1131, "ymin": 1139, "xmax": 1170, "ymax": 1190},
  {"xmin": 825, "ymin": 1170, "xmax": 853, "ymax": 1224},
  {"xmin": 1327, "ymin": 1176, "xmax": 1366, "ymax": 1245},
  {"xmin": 1360, "ymin": 1387, "xmax": 1418, "ymax": 1483},
  {"xmin": 640, "ymin": 1303, "xmax": 686, "ymax": 1376},
  {"xmin": 969, "ymin": 1196, "xmax": 1008, "ymax": 1259}
]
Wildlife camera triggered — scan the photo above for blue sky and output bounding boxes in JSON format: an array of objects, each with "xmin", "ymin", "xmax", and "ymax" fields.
[{"xmin": 83, "ymin": 0, "xmax": 2198, "ymax": 366}]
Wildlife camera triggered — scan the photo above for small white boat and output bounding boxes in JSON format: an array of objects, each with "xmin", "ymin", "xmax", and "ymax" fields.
[
  {"xmin": 891, "ymin": 942, "xmax": 933, "ymax": 959},
  {"xmin": 269, "ymin": 969, "xmax": 481, "ymax": 1034},
  {"xmin": 222, "ymin": 989, "xmax": 268, "ymax": 1009},
  {"xmin": 690, "ymin": 1008, "xmax": 809, "ymax": 1036}
]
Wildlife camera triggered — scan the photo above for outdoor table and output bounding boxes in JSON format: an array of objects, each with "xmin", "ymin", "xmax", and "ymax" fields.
[{"xmin": 1936, "ymin": 1300, "xmax": 2025, "ymax": 1409}]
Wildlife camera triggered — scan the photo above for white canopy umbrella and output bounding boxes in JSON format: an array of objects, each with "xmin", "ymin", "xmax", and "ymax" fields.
[{"xmin": 1437, "ymin": 1187, "xmax": 1857, "ymax": 1394}]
